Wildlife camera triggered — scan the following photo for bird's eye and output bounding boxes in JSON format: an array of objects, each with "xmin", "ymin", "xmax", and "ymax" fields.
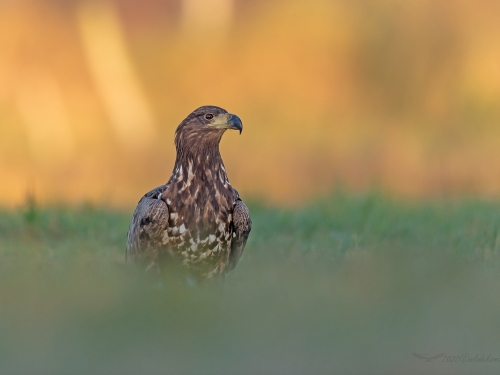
[{"xmin": 205, "ymin": 114, "xmax": 214, "ymax": 120}]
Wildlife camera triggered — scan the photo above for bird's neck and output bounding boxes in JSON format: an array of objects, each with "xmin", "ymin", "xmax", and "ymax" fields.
[{"xmin": 169, "ymin": 143, "xmax": 229, "ymax": 185}]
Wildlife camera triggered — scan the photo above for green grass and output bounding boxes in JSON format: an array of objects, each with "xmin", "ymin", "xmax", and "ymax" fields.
[{"xmin": 1, "ymin": 192, "xmax": 500, "ymax": 375}]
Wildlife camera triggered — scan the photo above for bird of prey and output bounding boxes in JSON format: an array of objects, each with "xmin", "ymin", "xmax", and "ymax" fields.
[{"xmin": 126, "ymin": 106, "xmax": 251, "ymax": 283}]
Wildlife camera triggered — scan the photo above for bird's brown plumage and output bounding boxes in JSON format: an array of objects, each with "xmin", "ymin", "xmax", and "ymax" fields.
[{"xmin": 126, "ymin": 106, "xmax": 251, "ymax": 281}]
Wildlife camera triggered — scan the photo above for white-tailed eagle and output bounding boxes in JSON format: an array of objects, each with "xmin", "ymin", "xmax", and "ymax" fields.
[{"xmin": 126, "ymin": 106, "xmax": 251, "ymax": 282}]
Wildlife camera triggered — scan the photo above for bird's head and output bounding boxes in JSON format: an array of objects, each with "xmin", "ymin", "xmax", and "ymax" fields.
[{"xmin": 174, "ymin": 106, "xmax": 243, "ymax": 151}]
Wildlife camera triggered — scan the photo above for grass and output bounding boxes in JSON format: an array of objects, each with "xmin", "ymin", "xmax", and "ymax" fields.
[{"xmin": 1, "ymin": 192, "xmax": 500, "ymax": 375}]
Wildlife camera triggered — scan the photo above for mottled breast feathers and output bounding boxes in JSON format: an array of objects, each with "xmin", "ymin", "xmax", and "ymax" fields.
[{"xmin": 126, "ymin": 106, "xmax": 251, "ymax": 281}]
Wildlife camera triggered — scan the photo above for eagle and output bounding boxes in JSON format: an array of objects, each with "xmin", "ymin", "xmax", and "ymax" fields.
[{"xmin": 126, "ymin": 106, "xmax": 252, "ymax": 282}]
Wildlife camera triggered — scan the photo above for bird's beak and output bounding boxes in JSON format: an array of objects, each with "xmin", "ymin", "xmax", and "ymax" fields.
[{"xmin": 210, "ymin": 113, "xmax": 243, "ymax": 134}]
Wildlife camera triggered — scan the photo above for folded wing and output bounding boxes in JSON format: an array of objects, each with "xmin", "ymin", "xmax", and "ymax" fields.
[
  {"xmin": 228, "ymin": 199, "xmax": 252, "ymax": 271},
  {"xmin": 126, "ymin": 185, "xmax": 170, "ymax": 269}
]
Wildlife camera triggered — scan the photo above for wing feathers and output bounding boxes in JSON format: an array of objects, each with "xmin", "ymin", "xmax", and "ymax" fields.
[
  {"xmin": 228, "ymin": 199, "xmax": 252, "ymax": 271},
  {"xmin": 126, "ymin": 191, "xmax": 169, "ymax": 265}
]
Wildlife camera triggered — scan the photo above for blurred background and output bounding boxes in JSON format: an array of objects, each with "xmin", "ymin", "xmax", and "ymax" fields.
[{"xmin": 1, "ymin": 0, "xmax": 500, "ymax": 207}]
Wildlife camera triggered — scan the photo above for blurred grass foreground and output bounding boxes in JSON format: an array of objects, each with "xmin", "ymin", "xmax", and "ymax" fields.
[
  {"xmin": 2, "ymin": 193, "xmax": 500, "ymax": 374},
  {"xmin": 2, "ymin": 0, "xmax": 500, "ymax": 207}
]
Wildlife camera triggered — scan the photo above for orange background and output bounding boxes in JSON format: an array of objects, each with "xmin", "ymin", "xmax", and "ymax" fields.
[{"xmin": 1, "ymin": 0, "xmax": 500, "ymax": 207}]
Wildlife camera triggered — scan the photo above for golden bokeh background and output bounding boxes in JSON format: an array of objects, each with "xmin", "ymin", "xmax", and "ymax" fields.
[{"xmin": 2, "ymin": 0, "xmax": 500, "ymax": 207}]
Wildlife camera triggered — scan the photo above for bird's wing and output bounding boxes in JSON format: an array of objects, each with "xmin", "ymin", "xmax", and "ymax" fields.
[
  {"xmin": 126, "ymin": 185, "xmax": 170, "ymax": 267},
  {"xmin": 228, "ymin": 199, "xmax": 252, "ymax": 271},
  {"xmin": 143, "ymin": 184, "xmax": 170, "ymax": 199}
]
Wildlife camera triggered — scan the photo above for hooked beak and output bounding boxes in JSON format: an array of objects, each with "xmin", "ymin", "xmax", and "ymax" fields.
[{"xmin": 210, "ymin": 113, "xmax": 243, "ymax": 134}]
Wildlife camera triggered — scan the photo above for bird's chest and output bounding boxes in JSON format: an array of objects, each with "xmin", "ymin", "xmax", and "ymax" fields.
[{"xmin": 160, "ymin": 199, "xmax": 234, "ymax": 275}]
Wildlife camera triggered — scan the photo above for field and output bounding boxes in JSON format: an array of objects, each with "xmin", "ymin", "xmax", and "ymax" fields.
[{"xmin": 1, "ymin": 193, "xmax": 500, "ymax": 374}]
